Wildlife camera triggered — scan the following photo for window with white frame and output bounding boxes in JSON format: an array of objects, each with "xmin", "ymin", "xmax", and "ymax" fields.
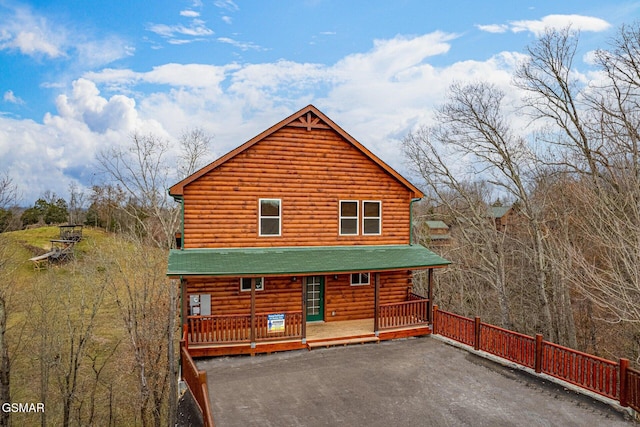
[
  {"xmin": 350, "ymin": 272, "xmax": 370, "ymax": 286},
  {"xmin": 259, "ymin": 199, "xmax": 281, "ymax": 236},
  {"xmin": 363, "ymin": 201, "xmax": 381, "ymax": 235},
  {"xmin": 340, "ymin": 200, "xmax": 358, "ymax": 235},
  {"xmin": 240, "ymin": 277, "xmax": 264, "ymax": 292}
]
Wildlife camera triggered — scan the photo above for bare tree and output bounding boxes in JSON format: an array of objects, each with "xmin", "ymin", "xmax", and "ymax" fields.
[
  {"xmin": 428, "ymin": 82, "xmax": 557, "ymax": 339},
  {"xmin": 404, "ymin": 127, "xmax": 514, "ymax": 328},
  {"xmin": 97, "ymin": 128, "xmax": 212, "ymax": 426},
  {"xmin": 0, "ymin": 173, "xmax": 18, "ymax": 427},
  {"xmin": 51, "ymin": 265, "xmax": 107, "ymax": 427},
  {"xmin": 101, "ymin": 237, "xmax": 173, "ymax": 427}
]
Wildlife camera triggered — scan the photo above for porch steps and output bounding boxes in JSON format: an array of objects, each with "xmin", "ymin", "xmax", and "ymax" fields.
[{"xmin": 306, "ymin": 335, "xmax": 380, "ymax": 350}]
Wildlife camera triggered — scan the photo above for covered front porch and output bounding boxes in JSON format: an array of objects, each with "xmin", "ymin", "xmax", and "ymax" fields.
[{"xmin": 169, "ymin": 245, "xmax": 449, "ymax": 357}]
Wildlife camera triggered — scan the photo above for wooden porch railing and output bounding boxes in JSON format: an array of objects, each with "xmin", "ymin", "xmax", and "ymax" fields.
[
  {"xmin": 180, "ymin": 337, "xmax": 215, "ymax": 427},
  {"xmin": 379, "ymin": 297, "xmax": 429, "ymax": 329},
  {"xmin": 188, "ymin": 314, "xmax": 251, "ymax": 344},
  {"xmin": 187, "ymin": 311, "xmax": 303, "ymax": 345},
  {"xmin": 255, "ymin": 311, "xmax": 303, "ymax": 340},
  {"xmin": 432, "ymin": 305, "xmax": 640, "ymax": 413}
]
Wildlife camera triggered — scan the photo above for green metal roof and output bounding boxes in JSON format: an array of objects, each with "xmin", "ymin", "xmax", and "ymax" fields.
[
  {"xmin": 425, "ymin": 220, "xmax": 449, "ymax": 230},
  {"xmin": 167, "ymin": 244, "xmax": 450, "ymax": 277},
  {"xmin": 490, "ymin": 206, "xmax": 511, "ymax": 218}
]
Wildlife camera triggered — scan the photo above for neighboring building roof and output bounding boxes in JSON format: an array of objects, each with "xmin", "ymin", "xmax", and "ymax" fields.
[
  {"xmin": 490, "ymin": 206, "xmax": 511, "ymax": 219},
  {"xmin": 167, "ymin": 244, "xmax": 450, "ymax": 277},
  {"xmin": 425, "ymin": 221, "xmax": 449, "ymax": 230},
  {"xmin": 168, "ymin": 104, "xmax": 423, "ymax": 198}
]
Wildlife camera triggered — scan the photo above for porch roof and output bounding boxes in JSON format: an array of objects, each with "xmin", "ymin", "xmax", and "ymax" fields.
[{"xmin": 167, "ymin": 244, "xmax": 450, "ymax": 277}]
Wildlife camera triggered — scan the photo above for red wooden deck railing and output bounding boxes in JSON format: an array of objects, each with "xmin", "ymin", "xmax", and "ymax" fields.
[
  {"xmin": 180, "ymin": 337, "xmax": 215, "ymax": 427},
  {"xmin": 541, "ymin": 341, "xmax": 618, "ymax": 400},
  {"xmin": 432, "ymin": 308, "xmax": 475, "ymax": 347},
  {"xmin": 479, "ymin": 322, "xmax": 536, "ymax": 369},
  {"xmin": 379, "ymin": 298, "xmax": 429, "ymax": 329},
  {"xmin": 625, "ymin": 366, "xmax": 640, "ymax": 411},
  {"xmin": 254, "ymin": 311, "xmax": 303, "ymax": 340},
  {"xmin": 432, "ymin": 306, "xmax": 640, "ymax": 413},
  {"xmin": 187, "ymin": 311, "xmax": 303, "ymax": 345},
  {"xmin": 188, "ymin": 314, "xmax": 251, "ymax": 344}
]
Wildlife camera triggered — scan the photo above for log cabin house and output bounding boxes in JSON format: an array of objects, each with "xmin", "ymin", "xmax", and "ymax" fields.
[{"xmin": 167, "ymin": 105, "xmax": 450, "ymax": 357}]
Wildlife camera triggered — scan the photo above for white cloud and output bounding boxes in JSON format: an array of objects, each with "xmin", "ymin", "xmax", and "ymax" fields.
[
  {"xmin": 3, "ymin": 90, "xmax": 25, "ymax": 105},
  {"xmin": 181, "ymin": 10, "xmax": 200, "ymax": 18},
  {"xmin": 0, "ymin": 31, "xmax": 538, "ymax": 203},
  {"xmin": 510, "ymin": 14, "xmax": 610, "ymax": 36},
  {"xmin": 0, "ymin": 5, "xmax": 65, "ymax": 58},
  {"xmin": 214, "ymin": 0, "xmax": 239, "ymax": 12},
  {"xmin": 476, "ymin": 24, "xmax": 508, "ymax": 34},
  {"xmin": 0, "ymin": 3, "xmax": 132, "ymax": 72},
  {"xmin": 85, "ymin": 63, "xmax": 236, "ymax": 90},
  {"xmin": 148, "ymin": 19, "xmax": 214, "ymax": 38},
  {"xmin": 217, "ymin": 37, "xmax": 264, "ymax": 51},
  {"xmin": 477, "ymin": 14, "xmax": 611, "ymax": 37},
  {"xmin": 222, "ymin": 16, "xmax": 233, "ymax": 25}
]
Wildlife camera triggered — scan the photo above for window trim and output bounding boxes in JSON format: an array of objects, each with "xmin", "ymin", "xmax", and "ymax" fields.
[
  {"xmin": 259, "ymin": 198, "xmax": 281, "ymax": 237},
  {"xmin": 362, "ymin": 200, "xmax": 382, "ymax": 235},
  {"xmin": 339, "ymin": 200, "xmax": 359, "ymax": 236},
  {"xmin": 240, "ymin": 277, "xmax": 264, "ymax": 292},
  {"xmin": 350, "ymin": 272, "xmax": 370, "ymax": 286}
]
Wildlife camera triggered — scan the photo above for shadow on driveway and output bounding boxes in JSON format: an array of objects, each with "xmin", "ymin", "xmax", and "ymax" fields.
[{"xmin": 197, "ymin": 337, "xmax": 636, "ymax": 427}]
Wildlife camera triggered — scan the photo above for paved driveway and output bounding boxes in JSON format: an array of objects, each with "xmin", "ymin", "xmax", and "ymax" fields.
[{"xmin": 197, "ymin": 337, "xmax": 635, "ymax": 427}]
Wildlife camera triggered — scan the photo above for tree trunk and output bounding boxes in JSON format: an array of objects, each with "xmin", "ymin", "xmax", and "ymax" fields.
[{"xmin": 0, "ymin": 297, "xmax": 9, "ymax": 427}]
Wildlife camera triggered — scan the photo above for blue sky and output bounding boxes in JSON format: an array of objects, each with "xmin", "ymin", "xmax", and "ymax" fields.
[{"xmin": 0, "ymin": 0, "xmax": 637, "ymax": 203}]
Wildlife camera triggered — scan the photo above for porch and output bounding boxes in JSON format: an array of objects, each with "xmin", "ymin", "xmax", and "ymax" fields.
[{"xmin": 183, "ymin": 294, "xmax": 431, "ymax": 357}]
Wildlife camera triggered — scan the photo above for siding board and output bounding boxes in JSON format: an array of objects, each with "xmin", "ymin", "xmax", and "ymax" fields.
[{"xmin": 182, "ymin": 126, "xmax": 412, "ymax": 248}]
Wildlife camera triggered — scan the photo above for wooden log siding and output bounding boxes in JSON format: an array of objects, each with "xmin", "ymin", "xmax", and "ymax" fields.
[
  {"xmin": 187, "ymin": 277, "xmax": 303, "ymax": 316},
  {"xmin": 325, "ymin": 271, "xmax": 411, "ymax": 322},
  {"xmin": 185, "ymin": 271, "xmax": 412, "ymax": 323},
  {"xmin": 182, "ymin": 127, "xmax": 413, "ymax": 248}
]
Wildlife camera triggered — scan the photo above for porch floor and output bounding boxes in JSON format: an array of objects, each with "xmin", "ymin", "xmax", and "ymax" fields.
[{"xmin": 306, "ymin": 319, "xmax": 375, "ymax": 341}]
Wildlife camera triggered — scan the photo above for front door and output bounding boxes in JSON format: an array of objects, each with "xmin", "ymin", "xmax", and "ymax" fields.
[{"xmin": 306, "ymin": 276, "xmax": 324, "ymax": 322}]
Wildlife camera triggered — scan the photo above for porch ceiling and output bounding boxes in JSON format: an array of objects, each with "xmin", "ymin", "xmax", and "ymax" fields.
[{"xmin": 167, "ymin": 244, "xmax": 450, "ymax": 277}]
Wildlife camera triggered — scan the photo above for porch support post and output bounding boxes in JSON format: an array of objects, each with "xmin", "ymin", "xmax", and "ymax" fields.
[
  {"xmin": 374, "ymin": 273, "xmax": 380, "ymax": 336},
  {"xmin": 250, "ymin": 281, "xmax": 256, "ymax": 349},
  {"xmin": 301, "ymin": 277, "xmax": 307, "ymax": 344},
  {"xmin": 427, "ymin": 269, "xmax": 433, "ymax": 323}
]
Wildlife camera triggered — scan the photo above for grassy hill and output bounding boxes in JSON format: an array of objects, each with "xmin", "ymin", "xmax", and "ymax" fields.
[{"xmin": 1, "ymin": 225, "xmax": 173, "ymax": 426}]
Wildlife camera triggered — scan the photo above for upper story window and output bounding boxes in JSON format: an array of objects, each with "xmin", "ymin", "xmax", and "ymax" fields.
[
  {"xmin": 363, "ymin": 201, "xmax": 381, "ymax": 235},
  {"xmin": 340, "ymin": 201, "xmax": 359, "ymax": 235},
  {"xmin": 259, "ymin": 199, "xmax": 281, "ymax": 236}
]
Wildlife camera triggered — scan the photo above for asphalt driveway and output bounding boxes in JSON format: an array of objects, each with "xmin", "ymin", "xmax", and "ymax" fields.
[{"xmin": 197, "ymin": 337, "xmax": 636, "ymax": 427}]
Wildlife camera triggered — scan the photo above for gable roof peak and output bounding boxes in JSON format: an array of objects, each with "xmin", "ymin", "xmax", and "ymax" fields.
[{"xmin": 169, "ymin": 104, "xmax": 422, "ymax": 197}]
